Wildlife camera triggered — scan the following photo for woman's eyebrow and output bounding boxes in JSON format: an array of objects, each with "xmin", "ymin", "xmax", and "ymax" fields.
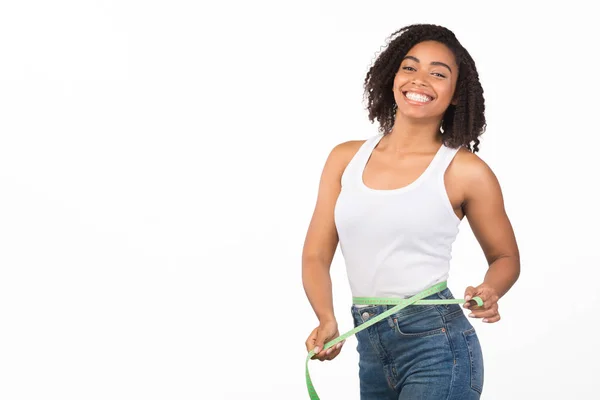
[{"xmin": 402, "ymin": 55, "xmax": 453, "ymax": 73}]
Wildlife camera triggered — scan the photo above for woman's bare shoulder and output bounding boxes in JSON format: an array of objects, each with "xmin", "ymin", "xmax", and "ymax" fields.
[
  {"xmin": 319, "ymin": 139, "xmax": 366, "ymax": 180},
  {"xmin": 450, "ymin": 147, "xmax": 501, "ymax": 195},
  {"xmin": 328, "ymin": 139, "xmax": 366, "ymax": 165},
  {"xmin": 453, "ymin": 148, "xmax": 496, "ymax": 179}
]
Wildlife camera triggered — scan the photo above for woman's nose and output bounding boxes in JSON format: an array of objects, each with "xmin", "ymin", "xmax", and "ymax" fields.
[{"xmin": 411, "ymin": 76, "xmax": 428, "ymax": 86}]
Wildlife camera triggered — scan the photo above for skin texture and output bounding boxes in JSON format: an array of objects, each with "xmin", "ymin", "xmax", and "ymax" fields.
[
  {"xmin": 303, "ymin": 40, "xmax": 520, "ymax": 362},
  {"xmin": 394, "ymin": 41, "xmax": 459, "ymax": 122}
]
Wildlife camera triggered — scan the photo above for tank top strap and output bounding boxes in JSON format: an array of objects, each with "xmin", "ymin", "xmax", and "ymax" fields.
[
  {"xmin": 431, "ymin": 144, "xmax": 460, "ymax": 176},
  {"xmin": 359, "ymin": 133, "xmax": 384, "ymax": 158},
  {"xmin": 340, "ymin": 133, "xmax": 384, "ymax": 188}
]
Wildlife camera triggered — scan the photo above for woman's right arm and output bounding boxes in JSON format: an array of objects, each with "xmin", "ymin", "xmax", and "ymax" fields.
[{"xmin": 302, "ymin": 140, "xmax": 362, "ymax": 360}]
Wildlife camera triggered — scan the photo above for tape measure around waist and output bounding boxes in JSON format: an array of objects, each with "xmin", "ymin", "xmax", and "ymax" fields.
[{"xmin": 305, "ymin": 281, "xmax": 483, "ymax": 399}]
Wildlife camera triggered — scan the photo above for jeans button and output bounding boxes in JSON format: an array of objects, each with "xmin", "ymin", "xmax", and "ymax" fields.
[{"xmin": 361, "ymin": 312, "xmax": 370, "ymax": 321}]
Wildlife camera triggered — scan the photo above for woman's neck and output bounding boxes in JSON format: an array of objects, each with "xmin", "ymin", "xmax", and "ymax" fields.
[{"xmin": 384, "ymin": 117, "xmax": 443, "ymax": 153}]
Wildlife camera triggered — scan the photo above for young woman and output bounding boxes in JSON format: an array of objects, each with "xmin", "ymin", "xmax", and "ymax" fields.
[{"xmin": 302, "ymin": 24, "xmax": 520, "ymax": 399}]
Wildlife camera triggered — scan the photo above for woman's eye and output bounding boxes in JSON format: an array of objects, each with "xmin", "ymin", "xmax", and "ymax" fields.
[
  {"xmin": 402, "ymin": 66, "xmax": 416, "ymax": 71},
  {"xmin": 432, "ymin": 72, "xmax": 447, "ymax": 78}
]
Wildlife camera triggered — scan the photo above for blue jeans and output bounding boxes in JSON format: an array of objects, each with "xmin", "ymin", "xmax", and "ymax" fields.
[{"xmin": 351, "ymin": 287, "xmax": 484, "ymax": 399}]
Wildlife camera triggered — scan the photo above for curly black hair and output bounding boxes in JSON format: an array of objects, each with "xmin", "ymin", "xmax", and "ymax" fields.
[{"xmin": 363, "ymin": 24, "xmax": 486, "ymax": 152}]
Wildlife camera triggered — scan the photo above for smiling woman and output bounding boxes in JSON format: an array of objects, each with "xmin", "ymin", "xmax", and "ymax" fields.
[
  {"xmin": 302, "ymin": 23, "xmax": 520, "ymax": 400},
  {"xmin": 395, "ymin": 42, "xmax": 459, "ymax": 118},
  {"xmin": 365, "ymin": 24, "xmax": 486, "ymax": 152}
]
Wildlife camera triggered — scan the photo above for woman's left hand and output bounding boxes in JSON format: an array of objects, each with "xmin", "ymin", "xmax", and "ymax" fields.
[{"xmin": 463, "ymin": 283, "xmax": 501, "ymax": 323}]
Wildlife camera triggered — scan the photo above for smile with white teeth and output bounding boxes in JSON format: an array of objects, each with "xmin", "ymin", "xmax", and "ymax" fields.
[{"xmin": 404, "ymin": 91, "xmax": 433, "ymax": 103}]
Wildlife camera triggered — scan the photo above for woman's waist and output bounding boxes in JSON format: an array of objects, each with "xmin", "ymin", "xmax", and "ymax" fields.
[
  {"xmin": 350, "ymin": 286, "xmax": 458, "ymax": 323},
  {"xmin": 348, "ymin": 268, "xmax": 451, "ymax": 300}
]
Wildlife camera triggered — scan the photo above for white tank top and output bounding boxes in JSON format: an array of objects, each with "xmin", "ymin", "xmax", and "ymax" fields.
[{"xmin": 334, "ymin": 133, "xmax": 462, "ymax": 299}]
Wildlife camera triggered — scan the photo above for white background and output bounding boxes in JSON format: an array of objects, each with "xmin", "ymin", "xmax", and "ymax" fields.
[{"xmin": 1, "ymin": 1, "xmax": 598, "ymax": 399}]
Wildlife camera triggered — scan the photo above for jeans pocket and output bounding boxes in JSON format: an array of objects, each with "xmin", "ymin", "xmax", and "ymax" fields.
[
  {"xmin": 462, "ymin": 327, "xmax": 484, "ymax": 394},
  {"xmin": 392, "ymin": 307, "xmax": 445, "ymax": 338},
  {"xmin": 436, "ymin": 288, "xmax": 455, "ymax": 300}
]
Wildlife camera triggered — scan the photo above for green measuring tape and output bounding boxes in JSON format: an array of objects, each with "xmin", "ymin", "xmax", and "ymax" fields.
[{"xmin": 305, "ymin": 281, "xmax": 483, "ymax": 399}]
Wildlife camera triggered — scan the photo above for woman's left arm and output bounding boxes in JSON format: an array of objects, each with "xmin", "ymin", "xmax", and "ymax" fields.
[{"xmin": 458, "ymin": 151, "xmax": 521, "ymax": 323}]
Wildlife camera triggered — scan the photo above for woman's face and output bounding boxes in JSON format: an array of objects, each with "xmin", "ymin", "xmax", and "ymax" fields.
[{"xmin": 393, "ymin": 40, "xmax": 459, "ymax": 121}]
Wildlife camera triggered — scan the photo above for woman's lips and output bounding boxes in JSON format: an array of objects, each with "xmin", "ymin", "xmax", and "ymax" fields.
[{"xmin": 402, "ymin": 91, "xmax": 434, "ymax": 105}]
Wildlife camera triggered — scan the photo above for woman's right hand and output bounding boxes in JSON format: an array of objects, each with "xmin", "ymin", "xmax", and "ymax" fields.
[{"xmin": 305, "ymin": 320, "xmax": 345, "ymax": 361}]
